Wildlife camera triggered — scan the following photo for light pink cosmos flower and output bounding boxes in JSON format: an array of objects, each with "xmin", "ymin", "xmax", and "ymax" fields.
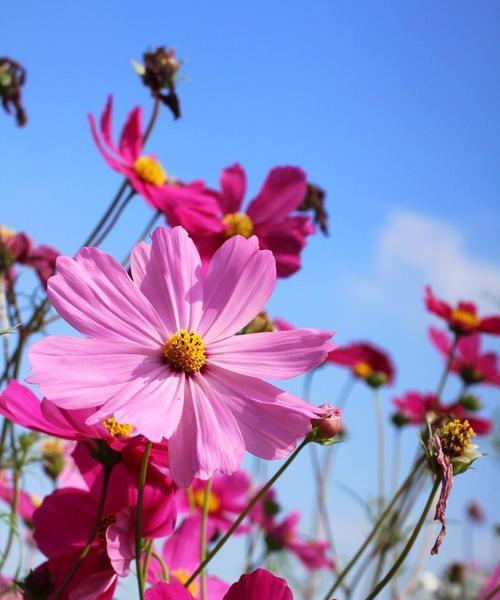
[
  {"xmin": 28, "ymin": 226, "xmax": 333, "ymax": 486},
  {"xmin": 171, "ymin": 163, "xmax": 315, "ymax": 278},
  {"xmin": 88, "ymin": 97, "xmax": 220, "ymax": 232}
]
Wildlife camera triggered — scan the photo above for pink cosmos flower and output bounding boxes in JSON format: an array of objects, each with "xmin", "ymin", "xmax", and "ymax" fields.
[
  {"xmin": 477, "ymin": 564, "xmax": 500, "ymax": 600},
  {"xmin": 429, "ymin": 327, "xmax": 500, "ymax": 387},
  {"xmin": 264, "ymin": 511, "xmax": 334, "ymax": 570},
  {"xmin": 148, "ymin": 519, "xmax": 229, "ymax": 600},
  {"xmin": 327, "ymin": 342, "xmax": 395, "ymax": 388},
  {"xmin": 171, "ymin": 163, "xmax": 315, "ymax": 278},
  {"xmin": 177, "ymin": 470, "xmax": 252, "ymax": 534},
  {"xmin": 88, "ymin": 97, "xmax": 219, "ymax": 231},
  {"xmin": 28, "ymin": 226, "xmax": 333, "ymax": 486},
  {"xmin": 0, "ymin": 227, "xmax": 59, "ymax": 289},
  {"xmin": 425, "ymin": 286, "xmax": 500, "ymax": 336},
  {"xmin": 146, "ymin": 569, "xmax": 293, "ymax": 600},
  {"xmin": 33, "ymin": 459, "xmax": 176, "ymax": 578},
  {"xmin": 0, "ymin": 472, "xmax": 39, "ymax": 528}
]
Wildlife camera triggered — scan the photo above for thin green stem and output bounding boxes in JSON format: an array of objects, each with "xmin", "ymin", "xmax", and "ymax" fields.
[
  {"xmin": 52, "ymin": 465, "xmax": 112, "ymax": 600},
  {"xmin": 185, "ymin": 438, "xmax": 309, "ymax": 588},
  {"xmin": 436, "ymin": 335, "xmax": 459, "ymax": 399},
  {"xmin": 364, "ymin": 477, "xmax": 441, "ymax": 600},
  {"xmin": 151, "ymin": 550, "xmax": 169, "ymax": 582},
  {"xmin": 199, "ymin": 479, "xmax": 212, "ymax": 600},
  {"xmin": 135, "ymin": 441, "xmax": 153, "ymax": 600},
  {"xmin": 142, "ymin": 539, "xmax": 154, "ymax": 581},
  {"xmin": 81, "ymin": 180, "xmax": 129, "ymax": 248},
  {"xmin": 373, "ymin": 388, "xmax": 386, "ymax": 510},
  {"xmin": 142, "ymin": 98, "xmax": 161, "ymax": 144},
  {"xmin": 321, "ymin": 457, "xmax": 425, "ymax": 600},
  {"xmin": 92, "ymin": 190, "xmax": 135, "ymax": 247}
]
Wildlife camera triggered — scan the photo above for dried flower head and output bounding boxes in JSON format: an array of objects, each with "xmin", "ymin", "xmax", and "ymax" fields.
[{"xmin": 0, "ymin": 57, "xmax": 27, "ymax": 126}]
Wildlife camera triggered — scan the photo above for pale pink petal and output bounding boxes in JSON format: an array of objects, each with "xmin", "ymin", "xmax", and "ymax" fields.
[
  {"xmin": 136, "ymin": 227, "xmax": 204, "ymax": 333},
  {"xmin": 219, "ymin": 163, "xmax": 246, "ymax": 214},
  {"xmin": 247, "ymin": 166, "xmax": 307, "ymax": 226},
  {"xmin": 119, "ymin": 107, "xmax": 143, "ymax": 163},
  {"xmin": 168, "ymin": 375, "xmax": 244, "ymax": 487},
  {"xmin": 198, "ymin": 236, "xmax": 276, "ymax": 343},
  {"xmin": 106, "ymin": 508, "xmax": 135, "ymax": 576},
  {"xmin": 48, "ymin": 247, "xmax": 167, "ymax": 345},
  {"xmin": 130, "ymin": 241, "xmax": 151, "ymax": 288},
  {"xmin": 28, "ymin": 336, "xmax": 162, "ymax": 409},
  {"xmin": 207, "ymin": 328, "xmax": 334, "ymax": 379},
  {"xmin": 204, "ymin": 366, "xmax": 318, "ymax": 460}
]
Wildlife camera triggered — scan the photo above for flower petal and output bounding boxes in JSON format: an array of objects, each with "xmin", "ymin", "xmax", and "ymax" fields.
[
  {"xmin": 119, "ymin": 107, "xmax": 143, "ymax": 163},
  {"xmin": 168, "ymin": 374, "xmax": 244, "ymax": 487},
  {"xmin": 48, "ymin": 247, "xmax": 167, "ymax": 345},
  {"xmin": 204, "ymin": 366, "xmax": 318, "ymax": 460},
  {"xmin": 198, "ymin": 235, "xmax": 276, "ymax": 343},
  {"xmin": 208, "ymin": 328, "xmax": 334, "ymax": 379},
  {"xmin": 224, "ymin": 569, "xmax": 293, "ymax": 600},
  {"xmin": 106, "ymin": 508, "xmax": 135, "ymax": 576},
  {"xmin": 219, "ymin": 163, "xmax": 246, "ymax": 214},
  {"xmin": 28, "ymin": 336, "xmax": 162, "ymax": 410},
  {"xmin": 136, "ymin": 227, "xmax": 204, "ymax": 334}
]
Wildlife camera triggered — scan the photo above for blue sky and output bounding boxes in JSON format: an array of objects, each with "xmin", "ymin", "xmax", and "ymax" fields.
[{"xmin": 2, "ymin": 0, "xmax": 500, "ymax": 596}]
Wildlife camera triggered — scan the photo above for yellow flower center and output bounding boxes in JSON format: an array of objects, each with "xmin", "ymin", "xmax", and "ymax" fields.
[
  {"xmin": 133, "ymin": 156, "xmax": 167, "ymax": 186},
  {"xmin": 163, "ymin": 329, "xmax": 207, "ymax": 374},
  {"xmin": 172, "ymin": 569, "xmax": 199, "ymax": 596},
  {"xmin": 451, "ymin": 308, "xmax": 480, "ymax": 329},
  {"xmin": 102, "ymin": 417, "xmax": 133, "ymax": 438},
  {"xmin": 353, "ymin": 361, "xmax": 374, "ymax": 379},
  {"xmin": 222, "ymin": 212, "xmax": 254, "ymax": 239},
  {"xmin": 97, "ymin": 514, "xmax": 117, "ymax": 539},
  {"xmin": 40, "ymin": 438, "xmax": 64, "ymax": 458},
  {"xmin": 193, "ymin": 488, "xmax": 221, "ymax": 514},
  {"xmin": 439, "ymin": 419, "xmax": 476, "ymax": 458},
  {"xmin": 31, "ymin": 495, "xmax": 43, "ymax": 508},
  {"xmin": 0, "ymin": 225, "xmax": 16, "ymax": 242}
]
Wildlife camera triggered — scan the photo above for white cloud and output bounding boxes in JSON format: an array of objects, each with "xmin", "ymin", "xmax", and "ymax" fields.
[{"xmin": 346, "ymin": 209, "xmax": 500, "ymax": 314}]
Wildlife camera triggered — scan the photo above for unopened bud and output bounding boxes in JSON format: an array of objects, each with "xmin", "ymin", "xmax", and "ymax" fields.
[
  {"xmin": 242, "ymin": 312, "xmax": 275, "ymax": 334},
  {"xmin": 459, "ymin": 394, "xmax": 482, "ymax": 412},
  {"xmin": 391, "ymin": 412, "xmax": 409, "ymax": 428},
  {"xmin": 310, "ymin": 403, "xmax": 342, "ymax": 443}
]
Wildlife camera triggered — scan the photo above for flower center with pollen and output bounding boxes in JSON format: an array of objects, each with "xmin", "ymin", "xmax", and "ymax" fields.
[
  {"xmin": 439, "ymin": 419, "xmax": 475, "ymax": 458},
  {"xmin": 163, "ymin": 329, "xmax": 206, "ymax": 374},
  {"xmin": 451, "ymin": 308, "xmax": 480, "ymax": 329},
  {"xmin": 193, "ymin": 488, "xmax": 221, "ymax": 513},
  {"xmin": 102, "ymin": 417, "xmax": 133, "ymax": 438},
  {"xmin": 133, "ymin": 156, "xmax": 167, "ymax": 186},
  {"xmin": 353, "ymin": 361, "xmax": 374, "ymax": 379},
  {"xmin": 222, "ymin": 212, "xmax": 254, "ymax": 239},
  {"xmin": 172, "ymin": 569, "xmax": 199, "ymax": 596}
]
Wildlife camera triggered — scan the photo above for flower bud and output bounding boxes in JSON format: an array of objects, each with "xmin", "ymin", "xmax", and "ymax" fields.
[
  {"xmin": 298, "ymin": 183, "xmax": 329, "ymax": 235},
  {"xmin": 241, "ymin": 311, "xmax": 275, "ymax": 334},
  {"xmin": 459, "ymin": 394, "xmax": 482, "ymax": 412},
  {"xmin": 310, "ymin": 403, "xmax": 342, "ymax": 442}
]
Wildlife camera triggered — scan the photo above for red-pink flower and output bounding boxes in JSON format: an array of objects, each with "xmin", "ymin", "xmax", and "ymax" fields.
[
  {"xmin": 28, "ymin": 226, "xmax": 333, "ymax": 486},
  {"xmin": 146, "ymin": 569, "xmax": 293, "ymax": 600},
  {"xmin": 33, "ymin": 460, "xmax": 176, "ymax": 577},
  {"xmin": 177, "ymin": 470, "xmax": 252, "ymax": 534},
  {"xmin": 0, "ymin": 227, "xmax": 59, "ymax": 289},
  {"xmin": 171, "ymin": 163, "xmax": 315, "ymax": 278},
  {"xmin": 429, "ymin": 327, "xmax": 500, "ymax": 387},
  {"xmin": 0, "ymin": 472, "xmax": 39, "ymax": 528},
  {"xmin": 327, "ymin": 342, "xmax": 395, "ymax": 387},
  {"xmin": 425, "ymin": 286, "xmax": 500, "ymax": 336},
  {"xmin": 88, "ymin": 97, "xmax": 219, "ymax": 230},
  {"xmin": 148, "ymin": 519, "xmax": 229, "ymax": 599}
]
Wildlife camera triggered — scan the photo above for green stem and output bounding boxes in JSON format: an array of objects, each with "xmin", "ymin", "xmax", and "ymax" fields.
[
  {"xmin": 142, "ymin": 539, "xmax": 154, "ymax": 581},
  {"xmin": 151, "ymin": 550, "xmax": 169, "ymax": 582},
  {"xmin": 200, "ymin": 479, "xmax": 212, "ymax": 600},
  {"xmin": 373, "ymin": 388, "xmax": 386, "ymax": 511},
  {"xmin": 364, "ymin": 477, "xmax": 441, "ymax": 600},
  {"xmin": 322, "ymin": 457, "xmax": 425, "ymax": 600},
  {"xmin": 185, "ymin": 438, "xmax": 309, "ymax": 588},
  {"xmin": 135, "ymin": 441, "xmax": 153, "ymax": 600},
  {"xmin": 52, "ymin": 465, "xmax": 112, "ymax": 600},
  {"xmin": 435, "ymin": 335, "xmax": 459, "ymax": 399}
]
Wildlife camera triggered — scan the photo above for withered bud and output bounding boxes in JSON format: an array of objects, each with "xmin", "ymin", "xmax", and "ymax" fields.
[
  {"xmin": 298, "ymin": 183, "xmax": 329, "ymax": 235},
  {"xmin": 19, "ymin": 567, "xmax": 54, "ymax": 599},
  {"xmin": 0, "ymin": 57, "xmax": 27, "ymax": 127},
  {"xmin": 241, "ymin": 312, "xmax": 275, "ymax": 334},
  {"xmin": 311, "ymin": 403, "xmax": 342, "ymax": 441},
  {"xmin": 139, "ymin": 46, "xmax": 182, "ymax": 119}
]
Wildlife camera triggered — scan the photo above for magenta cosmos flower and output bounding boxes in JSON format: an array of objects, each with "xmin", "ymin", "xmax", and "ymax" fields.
[
  {"xmin": 171, "ymin": 163, "xmax": 315, "ymax": 278},
  {"xmin": 425, "ymin": 286, "xmax": 500, "ymax": 336},
  {"xmin": 146, "ymin": 569, "xmax": 293, "ymax": 600},
  {"xmin": 327, "ymin": 341, "xmax": 395, "ymax": 388},
  {"xmin": 429, "ymin": 327, "xmax": 500, "ymax": 387},
  {"xmin": 89, "ymin": 97, "xmax": 219, "ymax": 232},
  {"xmin": 28, "ymin": 226, "xmax": 333, "ymax": 486}
]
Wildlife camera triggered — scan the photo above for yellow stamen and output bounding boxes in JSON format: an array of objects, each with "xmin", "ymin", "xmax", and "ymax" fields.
[
  {"xmin": 451, "ymin": 308, "xmax": 480, "ymax": 329},
  {"xmin": 172, "ymin": 569, "xmax": 200, "ymax": 596},
  {"xmin": 439, "ymin": 418, "xmax": 475, "ymax": 458},
  {"xmin": 0, "ymin": 225, "xmax": 16, "ymax": 242},
  {"xmin": 40, "ymin": 438, "xmax": 64, "ymax": 458},
  {"xmin": 353, "ymin": 361, "xmax": 374, "ymax": 380},
  {"xmin": 222, "ymin": 212, "xmax": 254, "ymax": 239},
  {"xmin": 103, "ymin": 417, "xmax": 133, "ymax": 438},
  {"xmin": 163, "ymin": 329, "xmax": 206, "ymax": 374},
  {"xmin": 133, "ymin": 156, "xmax": 167, "ymax": 186},
  {"xmin": 193, "ymin": 488, "xmax": 221, "ymax": 514},
  {"xmin": 31, "ymin": 495, "xmax": 43, "ymax": 508}
]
